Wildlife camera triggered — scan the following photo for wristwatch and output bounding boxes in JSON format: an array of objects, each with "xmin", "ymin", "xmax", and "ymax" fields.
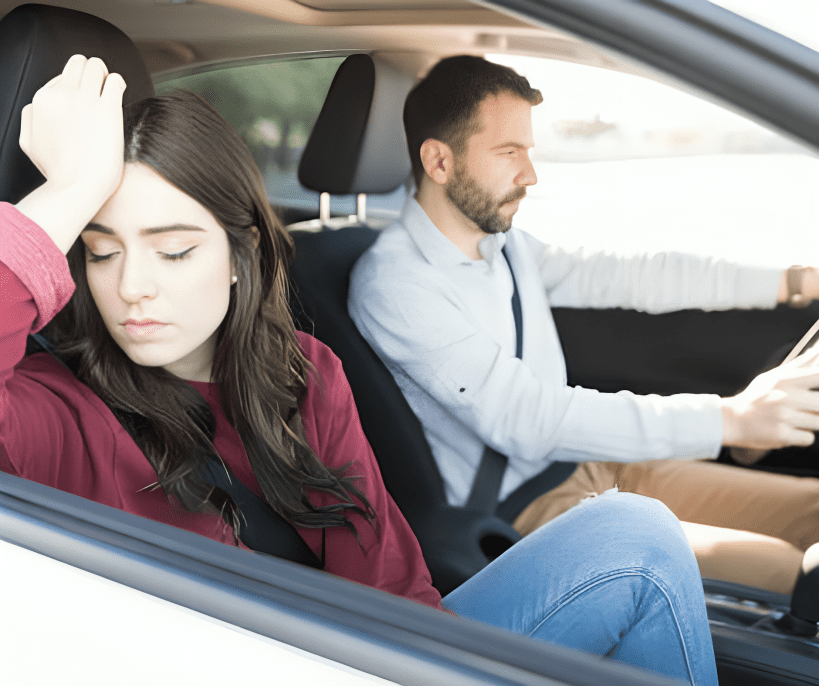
[{"xmin": 787, "ymin": 265, "xmax": 810, "ymax": 308}]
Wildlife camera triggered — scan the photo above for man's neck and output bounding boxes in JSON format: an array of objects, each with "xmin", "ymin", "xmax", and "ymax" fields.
[{"xmin": 415, "ymin": 184, "xmax": 485, "ymax": 261}]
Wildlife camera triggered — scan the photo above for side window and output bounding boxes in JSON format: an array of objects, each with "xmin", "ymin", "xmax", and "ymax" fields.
[
  {"xmin": 489, "ymin": 54, "xmax": 819, "ymax": 268},
  {"xmin": 154, "ymin": 55, "xmax": 405, "ymax": 224}
]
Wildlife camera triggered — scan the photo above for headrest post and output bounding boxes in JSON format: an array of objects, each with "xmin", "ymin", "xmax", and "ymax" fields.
[
  {"xmin": 356, "ymin": 194, "xmax": 367, "ymax": 223},
  {"xmin": 319, "ymin": 192, "xmax": 331, "ymax": 225}
]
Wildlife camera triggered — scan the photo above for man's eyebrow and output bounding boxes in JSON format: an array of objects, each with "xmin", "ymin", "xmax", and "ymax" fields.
[
  {"xmin": 82, "ymin": 223, "xmax": 208, "ymax": 236},
  {"xmin": 490, "ymin": 141, "xmax": 532, "ymax": 150}
]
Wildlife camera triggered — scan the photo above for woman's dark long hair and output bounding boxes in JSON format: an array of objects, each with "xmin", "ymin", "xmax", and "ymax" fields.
[{"xmin": 49, "ymin": 90, "xmax": 374, "ymax": 538}]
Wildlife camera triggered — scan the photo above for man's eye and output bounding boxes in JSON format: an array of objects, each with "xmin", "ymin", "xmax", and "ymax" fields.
[{"xmin": 161, "ymin": 247, "xmax": 196, "ymax": 262}]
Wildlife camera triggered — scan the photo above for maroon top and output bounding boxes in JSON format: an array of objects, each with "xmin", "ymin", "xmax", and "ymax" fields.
[{"xmin": 0, "ymin": 202, "xmax": 443, "ymax": 611}]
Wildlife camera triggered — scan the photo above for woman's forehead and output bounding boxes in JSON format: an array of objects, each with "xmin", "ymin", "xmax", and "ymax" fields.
[{"xmin": 90, "ymin": 162, "xmax": 221, "ymax": 237}]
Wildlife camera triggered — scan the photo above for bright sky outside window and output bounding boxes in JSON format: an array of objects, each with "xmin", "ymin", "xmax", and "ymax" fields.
[{"xmin": 709, "ymin": 0, "xmax": 819, "ymax": 52}]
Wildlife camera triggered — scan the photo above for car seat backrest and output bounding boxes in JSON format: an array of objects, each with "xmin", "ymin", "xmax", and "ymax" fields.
[
  {"xmin": 290, "ymin": 226, "xmax": 449, "ymax": 516},
  {"xmin": 0, "ymin": 3, "xmax": 155, "ymax": 203},
  {"xmin": 291, "ymin": 54, "xmax": 447, "ymax": 516}
]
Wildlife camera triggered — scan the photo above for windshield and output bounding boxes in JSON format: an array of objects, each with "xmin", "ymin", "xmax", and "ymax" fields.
[{"xmin": 488, "ymin": 50, "xmax": 819, "ymax": 268}]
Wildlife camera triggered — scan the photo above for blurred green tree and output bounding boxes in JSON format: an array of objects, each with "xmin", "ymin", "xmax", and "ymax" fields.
[{"xmin": 156, "ymin": 57, "xmax": 344, "ymax": 176}]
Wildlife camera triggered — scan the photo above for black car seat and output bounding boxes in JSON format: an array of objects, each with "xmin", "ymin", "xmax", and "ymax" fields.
[
  {"xmin": 0, "ymin": 3, "xmax": 156, "ymax": 360},
  {"xmin": 0, "ymin": 3, "xmax": 155, "ymax": 205},
  {"xmin": 291, "ymin": 54, "xmax": 533, "ymax": 594}
]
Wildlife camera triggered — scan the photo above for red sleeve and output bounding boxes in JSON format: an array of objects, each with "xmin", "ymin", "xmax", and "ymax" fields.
[
  {"xmin": 295, "ymin": 332, "xmax": 445, "ymax": 611},
  {"xmin": 0, "ymin": 203, "xmax": 74, "ymax": 331},
  {"xmin": 0, "ymin": 202, "xmax": 82, "ymax": 482}
]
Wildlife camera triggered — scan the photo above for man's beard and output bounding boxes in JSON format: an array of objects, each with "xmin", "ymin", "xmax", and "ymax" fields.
[{"xmin": 445, "ymin": 163, "xmax": 526, "ymax": 235}]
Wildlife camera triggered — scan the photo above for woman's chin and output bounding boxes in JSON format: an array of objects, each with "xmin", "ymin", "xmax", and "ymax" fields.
[{"xmin": 114, "ymin": 340, "xmax": 183, "ymax": 370}]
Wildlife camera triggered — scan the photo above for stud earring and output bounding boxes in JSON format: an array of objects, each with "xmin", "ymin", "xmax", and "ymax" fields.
[{"xmin": 230, "ymin": 275, "xmax": 238, "ymax": 284}]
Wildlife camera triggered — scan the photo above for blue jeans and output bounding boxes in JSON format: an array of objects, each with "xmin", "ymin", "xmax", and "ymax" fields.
[{"xmin": 442, "ymin": 492, "xmax": 718, "ymax": 685}]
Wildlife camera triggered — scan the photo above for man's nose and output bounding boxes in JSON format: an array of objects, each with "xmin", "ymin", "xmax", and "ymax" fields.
[
  {"xmin": 517, "ymin": 154, "xmax": 537, "ymax": 187},
  {"xmin": 117, "ymin": 254, "xmax": 158, "ymax": 303}
]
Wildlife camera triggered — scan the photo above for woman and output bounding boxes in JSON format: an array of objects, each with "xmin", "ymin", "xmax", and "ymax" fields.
[{"xmin": 1, "ymin": 55, "xmax": 717, "ymax": 684}]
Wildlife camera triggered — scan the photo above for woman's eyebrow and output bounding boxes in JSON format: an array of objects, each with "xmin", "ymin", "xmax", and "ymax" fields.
[{"xmin": 82, "ymin": 222, "xmax": 207, "ymax": 236}]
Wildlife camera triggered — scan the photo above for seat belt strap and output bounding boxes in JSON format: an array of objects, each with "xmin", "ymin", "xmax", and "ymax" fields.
[
  {"xmin": 509, "ymin": 251, "xmax": 523, "ymax": 360},
  {"xmin": 200, "ymin": 456, "xmax": 323, "ymax": 568},
  {"xmin": 466, "ymin": 247, "xmax": 520, "ymax": 512},
  {"xmin": 466, "ymin": 249, "xmax": 575, "ymax": 516},
  {"xmin": 27, "ymin": 333, "xmax": 323, "ymax": 569}
]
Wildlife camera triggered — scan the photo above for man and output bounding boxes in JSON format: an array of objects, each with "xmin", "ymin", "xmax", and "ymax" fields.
[{"xmin": 348, "ymin": 55, "xmax": 819, "ymax": 594}]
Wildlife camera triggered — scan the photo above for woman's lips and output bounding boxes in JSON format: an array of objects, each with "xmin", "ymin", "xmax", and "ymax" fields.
[{"xmin": 122, "ymin": 321, "xmax": 168, "ymax": 337}]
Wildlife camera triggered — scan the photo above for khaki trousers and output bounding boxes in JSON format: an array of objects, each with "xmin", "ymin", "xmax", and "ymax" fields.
[{"xmin": 512, "ymin": 459, "xmax": 819, "ymax": 595}]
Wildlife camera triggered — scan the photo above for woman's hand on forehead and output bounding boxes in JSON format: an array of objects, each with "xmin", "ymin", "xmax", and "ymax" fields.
[
  {"xmin": 15, "ymin": 55, "xmax": 128, "ymax": 254},
  {"xmin": 21, "ymin": 55, "xmax": 126, "ymax": 201}
]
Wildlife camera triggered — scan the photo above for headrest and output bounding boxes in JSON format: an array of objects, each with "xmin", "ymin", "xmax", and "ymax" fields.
[
  {"xmin": 298, "ymin": 53, "xmax": 415, "ymax": 196},
  {"xmin": 0, "ymin": 3, "xmax": 155, "ymax": 203}
]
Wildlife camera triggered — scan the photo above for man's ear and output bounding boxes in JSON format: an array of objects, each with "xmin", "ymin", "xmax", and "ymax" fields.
[{"xmin": 419, "ymin": 138, "xmax": 453, "ymax": 186}]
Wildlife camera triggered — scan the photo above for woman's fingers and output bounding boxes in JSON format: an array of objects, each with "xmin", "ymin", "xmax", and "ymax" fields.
[
  {"xmin": 19, "ymin": 103, "xmax": 32, "ymax": 154},
  {"xmin": 60, "ymin": 53, "xmax": 88, "ymax": 87},
  {"xmin": 19, "ymin": 54, "xmax": 125, "ymax": 202},
  {"xmin": 101, "ymin": 71, "xmax": 127, "ymax": 102},
  {"xmin": 80, "ymin": 56, "xmax": 109, "ymax": 94},
  {"xmin": 19, "ymin": 104, "xmax": 46, "ymax": 178},
  {"xmin": 58, "ymin": 54, "xmax": 110, "ymax": 93}
]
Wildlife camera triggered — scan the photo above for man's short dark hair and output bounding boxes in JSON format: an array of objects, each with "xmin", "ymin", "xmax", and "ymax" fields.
[{"xmin": 403, "ymin": 55, "xmax": 542, "ymax": 186}]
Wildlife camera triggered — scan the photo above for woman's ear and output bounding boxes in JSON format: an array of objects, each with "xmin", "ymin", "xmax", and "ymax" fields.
[
  {"xmin": 419, "ymin": 139, "xmax": 453, "ymax": 186},
  {"xmin": 230, "ymin": 227, "xmax": 260, "ymax": 282}
]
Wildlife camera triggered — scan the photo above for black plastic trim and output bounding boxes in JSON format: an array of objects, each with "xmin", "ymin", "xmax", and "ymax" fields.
[
  {"xmin": 711, "ymin": 624, "xmax": 819, "ymax": 685},
  {"xmin": 704, "ymin": 578, "xmax": 792, "ymax": 609}
]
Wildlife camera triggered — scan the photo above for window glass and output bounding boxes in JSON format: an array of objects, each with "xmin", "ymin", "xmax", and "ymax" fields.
[
  {"xmin": 155, "ymin": 56, "xmax": 406, "ymax": 222},
  {"xmin": 489, "ymin": 54, "xmax": 819, "ymax": 268}
]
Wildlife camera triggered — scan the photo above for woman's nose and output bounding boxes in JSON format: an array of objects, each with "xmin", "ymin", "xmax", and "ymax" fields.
[{"xmin": 117, "ymin": 254, "xmax": 158, "ymax": 303}]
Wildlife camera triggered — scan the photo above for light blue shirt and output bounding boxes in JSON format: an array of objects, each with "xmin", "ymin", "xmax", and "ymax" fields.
[{"xmin": 348, "ymin": 197, "xmax": 783, "ymax": 506}]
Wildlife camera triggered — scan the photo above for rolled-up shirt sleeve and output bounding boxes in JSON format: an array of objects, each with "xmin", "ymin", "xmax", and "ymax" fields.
[
  {"xmin": 351, "ymin": 271, "xmax": 724, "ymax": 469},
  {"xmin": 535, "ymin": 239, "xmax": 782, "ymax": 314}
]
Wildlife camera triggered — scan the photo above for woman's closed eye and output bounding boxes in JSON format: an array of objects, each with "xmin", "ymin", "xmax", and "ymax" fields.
[
  {"xmin": 85, "ymin": 246, "xmax": 197, "ymax": 263},
  {"xmin": 160, "ymin": 246, "xmax": 196, "ymax": 262}
]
